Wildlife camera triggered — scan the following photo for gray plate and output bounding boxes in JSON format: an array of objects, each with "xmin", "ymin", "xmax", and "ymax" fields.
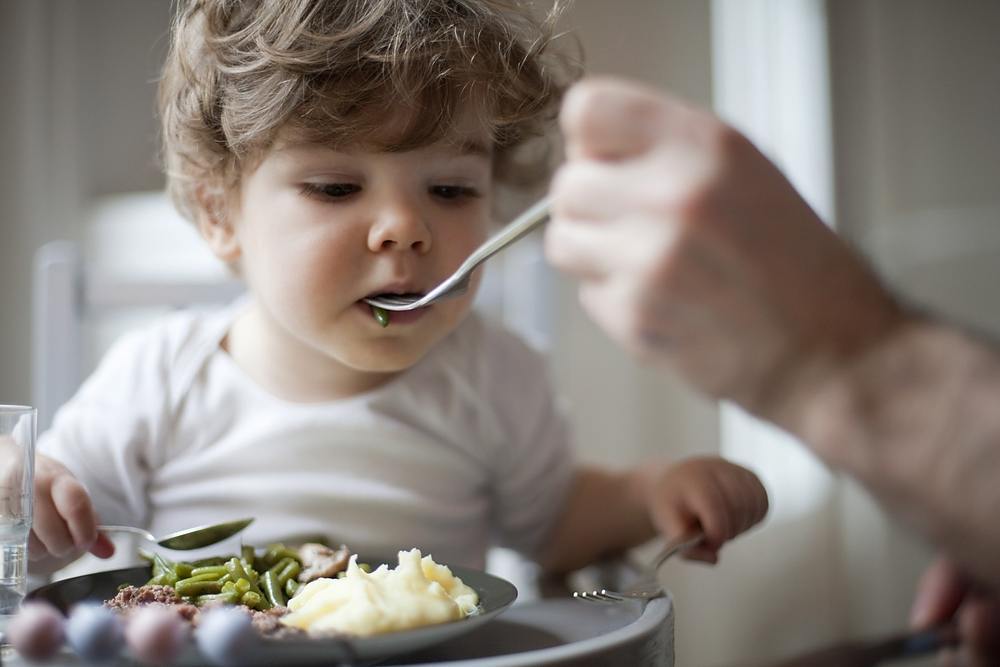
[{"xmin": 27, "ymin": 562, "xmax": 517, "ymax": 665}]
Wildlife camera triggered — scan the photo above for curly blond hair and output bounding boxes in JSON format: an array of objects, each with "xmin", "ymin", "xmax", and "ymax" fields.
[{"xmin": 159, "ymin": 0, "xmax": 574, "ymax": 220}]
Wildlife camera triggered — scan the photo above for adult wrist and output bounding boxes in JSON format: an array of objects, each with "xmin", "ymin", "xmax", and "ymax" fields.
[{"xmin": 763, "ymin": 303, "xmax": 922, "ymax": 476}]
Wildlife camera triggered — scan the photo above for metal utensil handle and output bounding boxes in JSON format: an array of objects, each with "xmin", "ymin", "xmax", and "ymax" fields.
[
  {"xmin": 454, "ymin": 195, "xmax": 551, "ymax": 276},
  {"xmin": 98, "ymin": 524, "xmax": 155, "ymax": 541},
  {"xmin": 652, "ymin": 531, "xmax": 704, "ymax": 571}
]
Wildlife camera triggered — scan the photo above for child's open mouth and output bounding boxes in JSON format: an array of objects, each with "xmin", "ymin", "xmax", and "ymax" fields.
[{"xmin": 358, "ymin": 295, "xmax": 430, "ymax": 327}]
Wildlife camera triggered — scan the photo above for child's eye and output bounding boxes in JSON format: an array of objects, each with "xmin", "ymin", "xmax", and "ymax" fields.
[
  {"xmin": 430, "ymin": 185, "xmax": 479, "ymax": 200},
  {"xmin": 301, "ymin": 183, "xmax": 362, "ymax": 200}
]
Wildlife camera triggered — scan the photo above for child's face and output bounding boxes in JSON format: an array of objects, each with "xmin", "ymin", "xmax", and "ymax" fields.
[{"xmin": 221, "ymin": 121, "xmax": 492, "ymax": 377}]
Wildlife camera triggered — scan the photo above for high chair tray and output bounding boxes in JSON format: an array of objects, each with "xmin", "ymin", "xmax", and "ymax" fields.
[{"xmin": 383, "ymin": 595, "xmax": 674, "ymax": 667}]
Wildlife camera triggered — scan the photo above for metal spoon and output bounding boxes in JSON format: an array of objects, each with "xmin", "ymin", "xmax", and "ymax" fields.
[
  {"xmin": 98, "ymin": 518, "xmax": 254, "ymax": 550},
  {"xmin": 363, "ymin": 195, "xmax": 551, "ymax": 311}
]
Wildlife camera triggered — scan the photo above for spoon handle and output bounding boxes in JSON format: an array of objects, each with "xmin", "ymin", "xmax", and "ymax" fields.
[
  {"xmin": 459, "ymin": 195, "xmax": 551, "ymax": 274},
  {"xmin": 97, "ymin": 524, "xmax": 155, "ymax": 542}
]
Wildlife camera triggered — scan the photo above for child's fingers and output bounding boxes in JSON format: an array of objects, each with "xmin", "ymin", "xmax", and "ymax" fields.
[
  {"xmin": 680, "ymin": 544, "xmax": 719, "ymax": 565},
  {"xmin": 30, "ymin": 483, "xmax": 77, "ymax": 558},
  {"xmin": 685, "ymin": 474, "xmax": 734, "ymax": 548},
  {"xmin": 735, "ymin": 467, "xmax": 769, "ymax": 532},
  {"xmin": 27, "ymin": 531, "xmax": 48, "ymax": 562},
  {"xmin": 910, "ymin": 557, "xmax": 967, "ymax": 628},
  {"xmin": 50, "ymin": 475, "xmax": 100, "ymax": 552},
  {"xmin": 89, "ymin": 532, "xmax": 116, "ymax": 559},
  {"xmin": 653, "ymin": 502, "xmax": 701, "ymax": 543},
  {"xmin": 714, "ymin": 464, "xmax": 767, "ymax": 536}
]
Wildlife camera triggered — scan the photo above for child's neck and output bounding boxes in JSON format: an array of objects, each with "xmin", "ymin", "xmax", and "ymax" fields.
[{"xmin": 224, "ymin": 305, "xmax": 399, "ymax": 402}]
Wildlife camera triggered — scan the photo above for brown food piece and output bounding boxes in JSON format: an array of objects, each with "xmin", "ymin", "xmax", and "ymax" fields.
[{"xmin": 296, "ymin": 543, "xmax": 351, "ymax": 583}]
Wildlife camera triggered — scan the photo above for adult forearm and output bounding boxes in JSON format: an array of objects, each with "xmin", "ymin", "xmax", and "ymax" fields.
[{"xmin": 785, "ymin": 315, "xmax": 1000, "ymax": 589}]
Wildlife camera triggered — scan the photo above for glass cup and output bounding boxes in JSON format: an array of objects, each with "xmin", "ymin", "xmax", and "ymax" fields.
[{"xmin": 0, "ymin": 405, "xmax": 36, "ymax": 620}]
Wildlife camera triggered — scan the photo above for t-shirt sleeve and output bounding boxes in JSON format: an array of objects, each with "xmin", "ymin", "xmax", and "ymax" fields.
[
  {"xmin": 480, "ymin": 326, "xmax": 576, "ymax": 559},
  {"xmin": 37, "ymin": 325, "xmax": 173, "ymax": 527}
]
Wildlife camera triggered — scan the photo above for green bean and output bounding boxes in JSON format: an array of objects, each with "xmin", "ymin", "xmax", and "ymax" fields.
[
  {"xmin": 262, "ymin": 545, "xmax": 300, "ymax": 569},
  {"xmin": 190, "ymin": 556, "xmax": 229, "ymax": 568},
  {"xmin": 225, "ymin": 558, "xmax": 271, "ymax": 609},
  {"xmin": 152, "ymin": 554, "xmax": 172, "ymax": 578},
  {"xmin": 152, "ymin": 554, "xmax": 180, "ymax": 587},
  {"xmin": 224, "ymin": 557, "xmax": 251, "ymax": 582},
  {"xmin": 141, "ymin": 545, "xmax": 298, "ymax": 610},
  {"xmin": 261, "ymin": 570, "xmax": 286, "ymax": 607},
  {"xmin": 276, "ymin": 560, "xmax": 301, "ymax": 587},
  {"xmin": 145, "ymin": 573, "xmax": 170, "ymax": 587},
  {"xmin": 190, "ymin": 565, "xmax": 227, "ymax": 578},
  {"xmin": 194, "ymin": 591, "xmax": 240, "ymax": 606},
  {"xmin": 175, "ymin": 579, "xmax": 223, "ymax": 597},
  {"xmin": 372, "ymin": 305, "xmax": 390, "ymax": 328},
  {"xmin": 182, "ymin": 572, "xmax": 225, "ymax": 584},
  {"xmin": 241, "ymin": 591, "xmax": 264, "ymax": 610}
]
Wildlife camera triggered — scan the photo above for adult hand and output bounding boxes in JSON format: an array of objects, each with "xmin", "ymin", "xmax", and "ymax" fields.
[
  {"xmin": 910, "ymin": 556, "xmax": 1000, "ymax": 666},
  {"xmin": 545, "ymin": 77, "xmax": 904, "ymax": 420}
]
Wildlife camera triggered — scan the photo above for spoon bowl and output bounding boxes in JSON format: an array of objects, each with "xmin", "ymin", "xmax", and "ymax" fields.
[
  {"xmin": 98, "ymin": 518, "xmax": 254, "ymax": 550},
  {"xmin": 364, "ymin": 195, "xmax": 551, "ymax": 312}
]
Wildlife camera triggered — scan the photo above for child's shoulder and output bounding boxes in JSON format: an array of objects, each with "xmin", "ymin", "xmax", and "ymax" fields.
[{"xmin": 97, "ymin": 305, "xmax": 234, "ymax": 382}]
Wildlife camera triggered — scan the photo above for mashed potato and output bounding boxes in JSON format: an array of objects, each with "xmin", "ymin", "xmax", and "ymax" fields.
[{"xmin": 279, "ymin": 548, "xmax": 479, "ymax": 636}]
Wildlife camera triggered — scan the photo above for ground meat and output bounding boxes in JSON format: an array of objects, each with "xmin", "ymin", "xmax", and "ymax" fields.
[
  {"xmin": 103, "ymin": 585, "xmax": 303, "ymax": 638},
  {"xmin": 250, "ymin": 607, "xmax": 306, "ymax": 639},
  {"xmin": 104, "ymin": 585, "xmax": 200, "ymax": 623},
  {"xmin": 297, "ymin": 543, "xmax": 351, "ymax": 583},
  {"xmin": 105, "ymin": 585, "xmax": 183, "ymax": 609}
]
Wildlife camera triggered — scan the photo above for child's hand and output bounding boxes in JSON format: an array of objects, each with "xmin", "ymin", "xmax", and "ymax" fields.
[
  {"xmin": 646, "ymin": 456, "xmax": 768, "ymax": 564},
  {"xmin": 29, "ymin": 454, "xmax": 115, "ymax": 572}
]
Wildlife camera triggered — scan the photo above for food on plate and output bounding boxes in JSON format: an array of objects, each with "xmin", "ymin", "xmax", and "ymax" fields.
[
  {"xmin": 100, "ymin": 543, "xmax": 478, "ymax": 640},
  {"xmin": 297, "ymin": 543, "xmax": 351, "ymax": 583},
  {"xmin": 11, "ymin": 544, "xmax": 485, "ymax": 664},
  {"xmin": 280, "ymin": 548, "xmax": 479, "ymax": 637}
]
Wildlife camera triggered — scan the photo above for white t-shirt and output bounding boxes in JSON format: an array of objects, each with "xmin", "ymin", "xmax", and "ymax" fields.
[{"xmin": 38, "ymin": 306, "xmax": 575, "ymax": 569}]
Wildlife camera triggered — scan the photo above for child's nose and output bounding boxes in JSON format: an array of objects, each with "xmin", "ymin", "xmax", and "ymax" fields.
[{"xmin": 367, "ymin": 204, "xmax": 432, "ymax": 254}]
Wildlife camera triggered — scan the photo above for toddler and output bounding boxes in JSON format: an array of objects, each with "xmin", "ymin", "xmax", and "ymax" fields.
[{"xmin": 31, "ymin": 0, "xmax": 767, "ymax": 578}]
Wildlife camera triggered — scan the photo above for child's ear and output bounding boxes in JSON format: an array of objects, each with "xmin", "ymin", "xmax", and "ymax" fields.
[{"xmin": 193, "ymin": 184, "xmax": 241, "ymax": 263}]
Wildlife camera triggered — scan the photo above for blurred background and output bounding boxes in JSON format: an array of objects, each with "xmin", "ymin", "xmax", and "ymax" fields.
[{"xmin": 2, "ymin": 0, "xmax": 999, "ymax": 664}]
